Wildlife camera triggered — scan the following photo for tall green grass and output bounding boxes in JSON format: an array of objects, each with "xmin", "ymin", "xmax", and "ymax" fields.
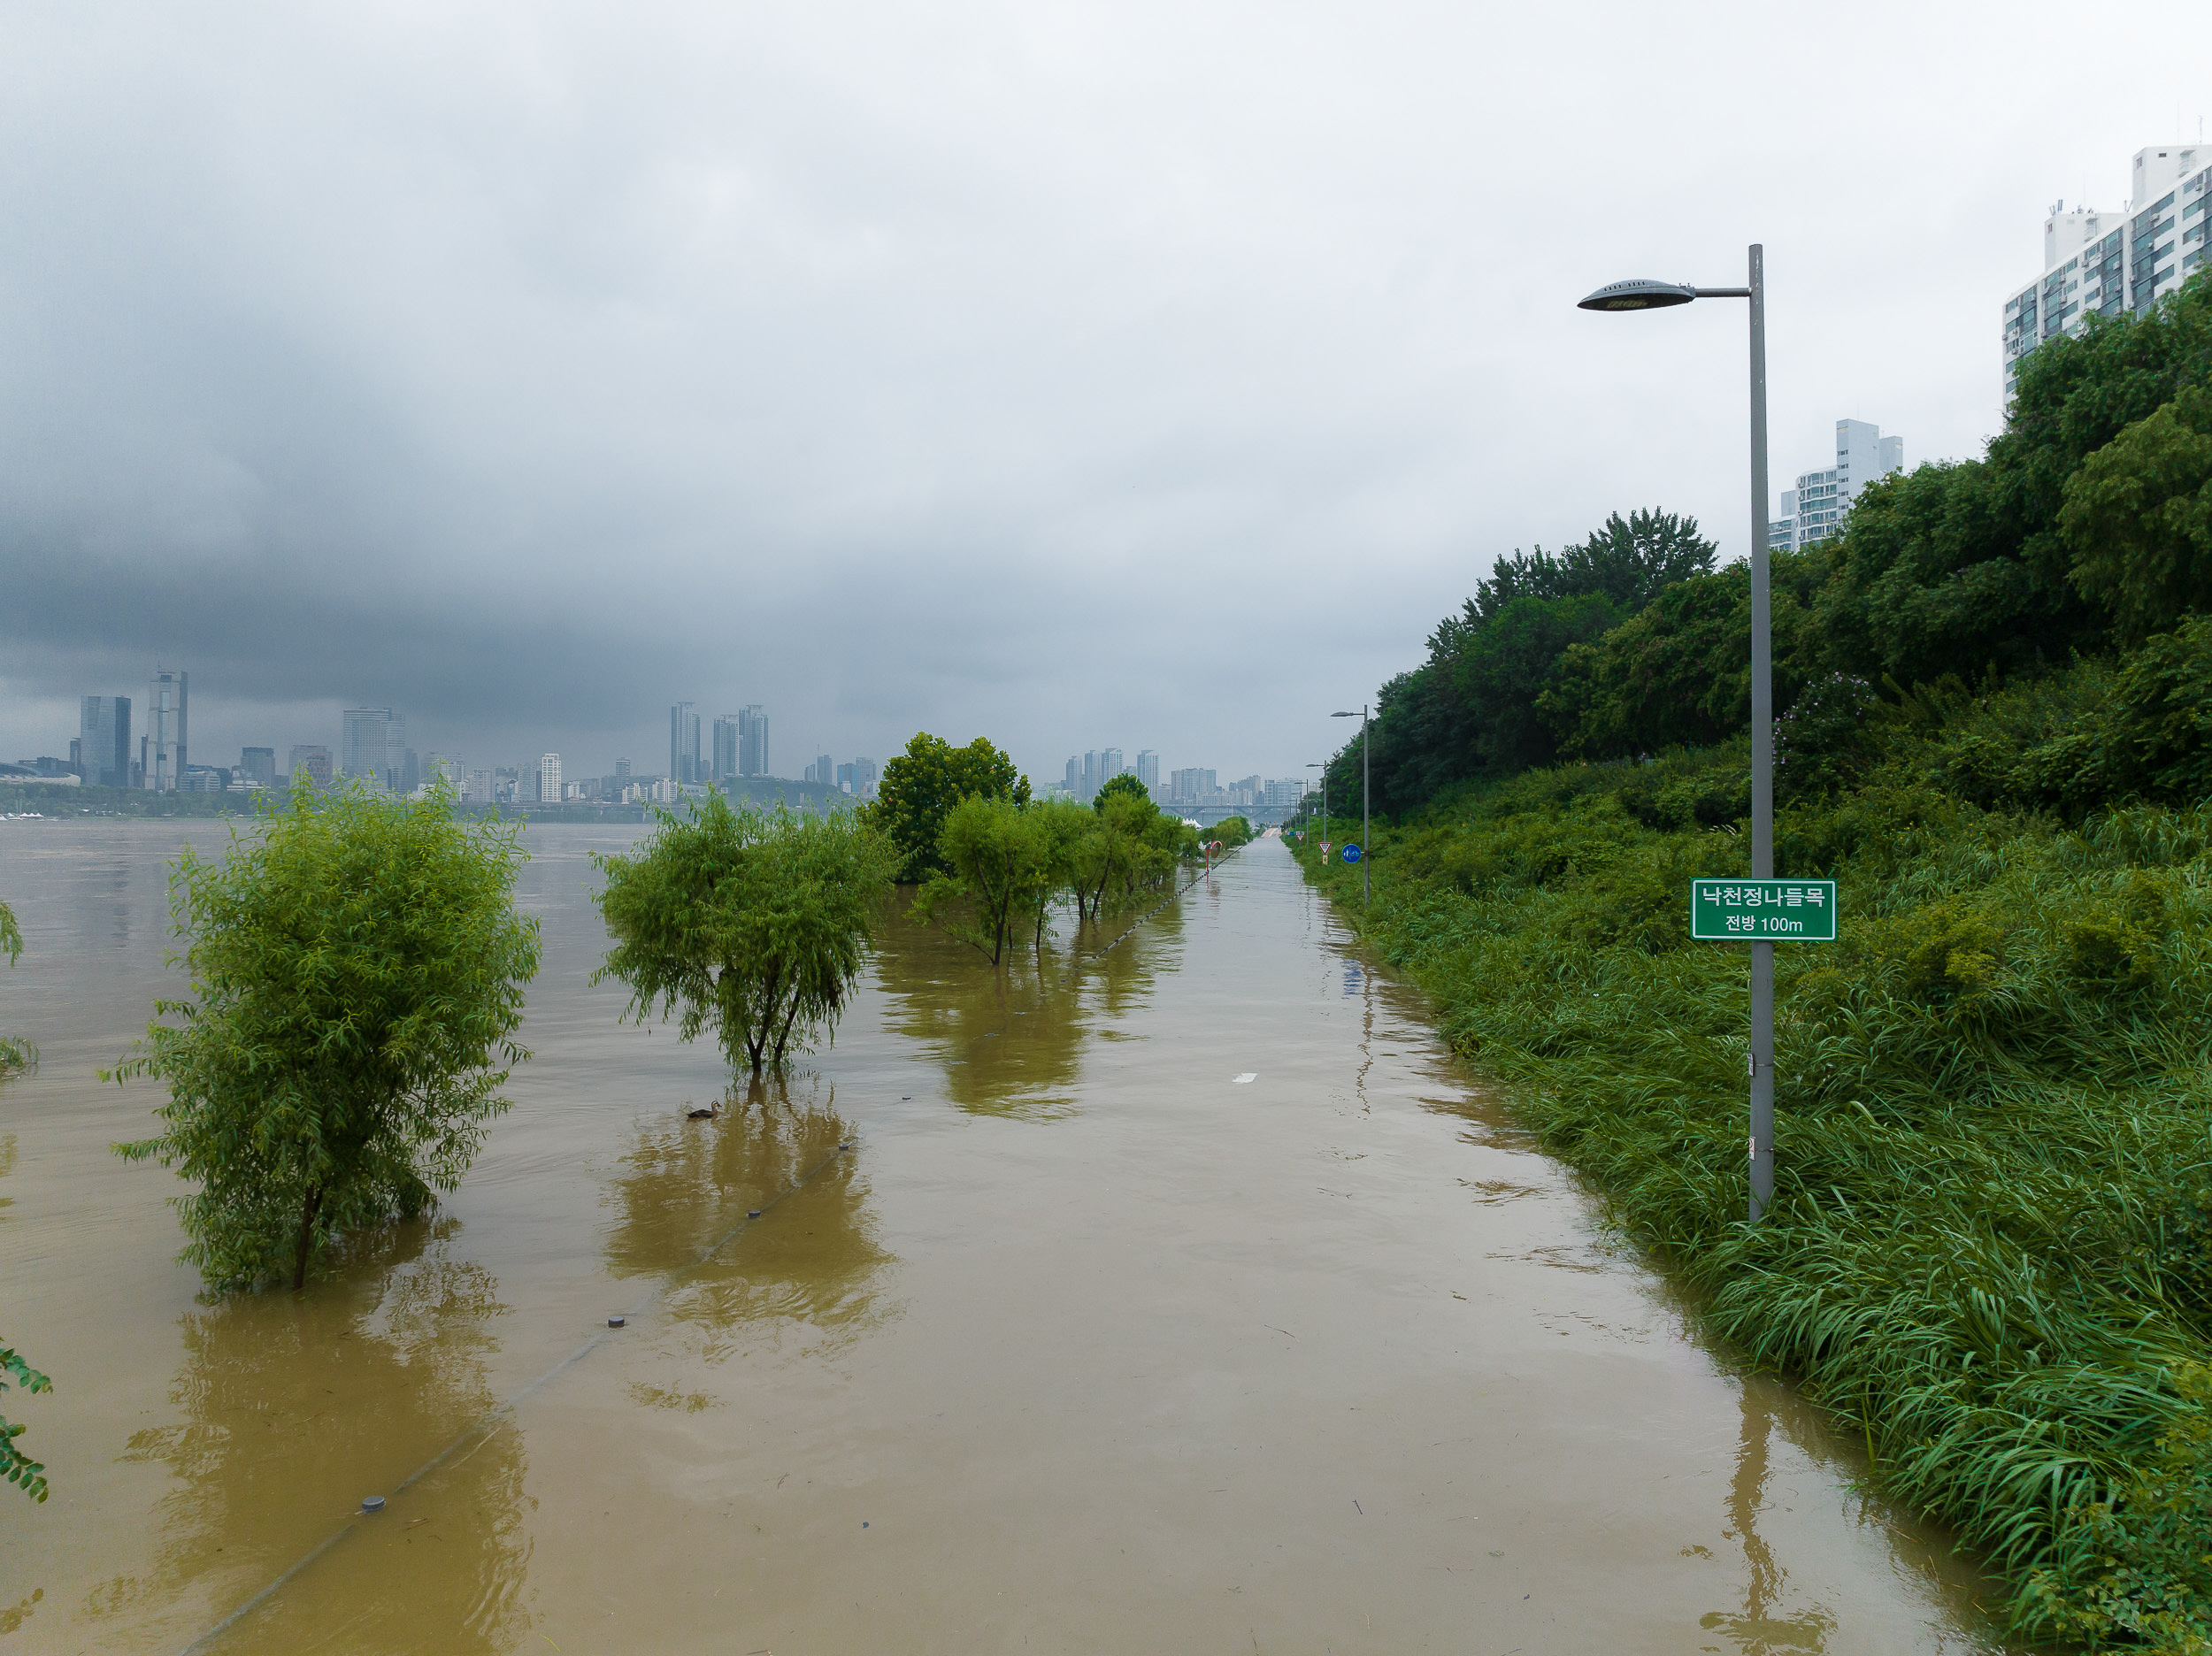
[{"xmin": 1297, "ymin": 731, "xmax": 2212, "ymax": 1650}]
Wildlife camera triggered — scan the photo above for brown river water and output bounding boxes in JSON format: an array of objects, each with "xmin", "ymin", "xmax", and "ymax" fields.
[{"xmin": 0, "ymin": 820, "xmax": 2010, "ymax": 1653}]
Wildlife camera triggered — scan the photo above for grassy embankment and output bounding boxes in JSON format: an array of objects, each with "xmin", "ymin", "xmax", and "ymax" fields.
[{"xmin": 1293, "ymin": 663, "xmax": 2212, "ymax": 1650}]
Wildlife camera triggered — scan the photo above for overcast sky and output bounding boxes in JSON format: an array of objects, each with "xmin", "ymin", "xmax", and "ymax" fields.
[{"xmin": 4, "ymin": 1, "xmax": 2208, "ymax": 786}]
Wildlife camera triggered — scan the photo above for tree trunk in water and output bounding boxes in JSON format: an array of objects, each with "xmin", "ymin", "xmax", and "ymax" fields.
[
  {"xmin": 772, "ymin": 993, "xmax": 803, "ymax": 1068},
  {"xmin": 293, "ymin": 1184, "xmax": 323, "ymax": 1292}
]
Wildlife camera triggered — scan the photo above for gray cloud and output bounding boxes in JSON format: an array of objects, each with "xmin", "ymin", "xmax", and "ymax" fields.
[{"xmin": 4, "ymin": 1, "xmax": 2207, "ymax": 781}]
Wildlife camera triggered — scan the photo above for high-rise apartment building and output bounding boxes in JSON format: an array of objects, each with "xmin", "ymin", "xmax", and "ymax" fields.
[
  {"xmin": 539, "ymin": 754, "xmax": 562, "ymax": 803},
  {"xmin": 1768, "ymin": 419, "xmax": 1905, "ymax": 551},
  {"xmin": 288, "ymin": 745, "xmax": 333, "ymax": 788},
  {"xmin": 814, "ymin": 753, "xmax": 833, "ymax": 790},
  {"xmin": 711, "ymin": 715, "xmax": 740, "ymax": 780},
  {"xmin": 239, "ymin": 748, "xmax": 277, "ymax": 789},
  {"xmin": 736, "ymin": 706, "xmax": 769, "ymax": 776},
  {"xmin": 1100, "ymin": 748, "xmax": 1124, "ymax": 784},
  {"xmin": 78, "ymin": 695, "xmax": 131, "ymax": 788},
  {"xmin": 1135, "ymin": 749, "xmax": 1159, "ymax": 788},
  {"xmin": 146, "ymin": 668, "xmax": 187, "ymax": 791},
  {"xmin": 1169, "ymin": 767, "xmax": 1217, "ymax": 804},
  {"xmin": 670, "ymin": 702, "xmax": 702, "ymax": 786},
  {"xmin": 341, "ymin": 709, "xmax": 403, "ymax": 788},
  {"xmin": 2003, "ymin": 145, "xmax": 2210, "ymax": 398}
]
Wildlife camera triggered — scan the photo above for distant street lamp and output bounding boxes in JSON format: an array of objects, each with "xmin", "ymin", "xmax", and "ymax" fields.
[
  {"xmin": 1579, "ymin": 248, "xmax": 1774, "ymax": 1223},
  {"xmin": 1331, "ymin": 707, "xmax": 1369, "ymax": 907},
  {"xmin": 1305, "ymin": 763, "xmax": 1323, "ymax": 846}
]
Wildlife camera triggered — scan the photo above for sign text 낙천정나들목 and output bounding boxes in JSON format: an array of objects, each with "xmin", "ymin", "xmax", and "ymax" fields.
[{"xmin": 1689, "ymin": 878, "xmax": 1838, "ymax": 941}]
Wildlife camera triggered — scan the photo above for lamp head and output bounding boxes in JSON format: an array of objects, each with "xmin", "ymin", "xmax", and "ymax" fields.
[
  {"xmin": 1577, "ymin": 278, "xmax": 1697, "ymax": 312},
  {"xmin": 1331, "ymin": 710, "xmax": 1358, "ymax": 718}
]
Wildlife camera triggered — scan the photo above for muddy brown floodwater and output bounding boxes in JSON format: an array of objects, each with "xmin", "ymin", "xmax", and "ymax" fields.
[{"xmin": 0, "ymin": 821, "xmax": 2014, "ymax": 1653}]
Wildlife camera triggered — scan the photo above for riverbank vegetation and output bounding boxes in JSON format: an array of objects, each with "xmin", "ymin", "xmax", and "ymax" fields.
[
  {"xmin": 595, "ymin": 794, "xmax": 899, "ymax": 1075},
  {"xmin": 1295, "ymin": 272, "xmax": 2212, "ymax": 1648},
  {"xmin": 111, "ymin": 786, "xmax": 541, "ymax": 1292}
]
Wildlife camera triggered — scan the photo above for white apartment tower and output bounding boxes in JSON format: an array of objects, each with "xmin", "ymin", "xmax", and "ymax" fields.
[
  {"xmin": 539, "ymin": 754, "xmax": 562, "ymax": 804},
  {"xmin": 2003, "ymin": 144, "xmax": 2210, "ymax": 399},
  {"xmin": 1769, "ymin": 419, "xmax": 1905, "ymax": 551}
]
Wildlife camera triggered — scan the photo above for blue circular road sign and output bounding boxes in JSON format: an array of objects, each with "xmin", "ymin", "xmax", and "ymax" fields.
[{"xmin": 1341, "ymin": 843, "xmax": 1362, "ymax": 863}]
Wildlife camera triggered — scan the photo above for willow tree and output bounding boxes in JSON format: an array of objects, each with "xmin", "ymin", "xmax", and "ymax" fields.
[
  {"xmin": 915, "ymin": 794, "xmax": 1061, "ymax": 963},
  {"xmin": 594, "ymin": 795, "xmax": 898, "ymax": 1074},
  {"xmin": 111, "ymin": 786, "xmax": 541, "ymax": 1292}
]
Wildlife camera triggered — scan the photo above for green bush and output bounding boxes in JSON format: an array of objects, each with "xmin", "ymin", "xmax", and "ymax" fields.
[{"xmin": 112, "ymin": 786, "xmax": 540, "ymax": 1292}]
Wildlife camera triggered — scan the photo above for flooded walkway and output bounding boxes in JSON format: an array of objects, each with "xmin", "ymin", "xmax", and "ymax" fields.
[{"xmin": 0, "ymin": 824, "xmax": 2005, "ymax": 1652}]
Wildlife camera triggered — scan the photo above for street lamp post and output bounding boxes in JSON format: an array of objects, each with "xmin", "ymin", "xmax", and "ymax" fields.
[
  {"xmin": 1579, "ymin": 248, "xmax": 1773, "ymax": 1223},
  {"xmin": 1331, "ymin": 706, "xmax": 1370, "ymax": 906},
  {"xmin": 1306, "ymin": 763, "xmax": 1324, "ymax": 847}
]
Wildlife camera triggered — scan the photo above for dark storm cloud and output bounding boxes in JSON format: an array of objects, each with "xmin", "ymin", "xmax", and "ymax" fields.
[{"xmin": 4, "ymin": 1, "xmax": 2205, "ymax": 778}]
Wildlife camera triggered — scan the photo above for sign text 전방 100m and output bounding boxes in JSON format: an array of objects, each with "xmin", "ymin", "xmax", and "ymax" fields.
[{"xmin": 1689, "ymin": 878, "xmax": 1839, "ymax": 941}]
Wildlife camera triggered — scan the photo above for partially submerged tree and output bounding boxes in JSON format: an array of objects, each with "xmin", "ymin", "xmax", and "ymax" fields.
[
  {"xmin": 915, "ymin": 794, "xmax": 1061, "ymax": 963},
  {"xmin": 869, "ymin": 733, "xmax": 1030, "ymax": 882},
  {"xmin": 1, "ymin": 896, "xmax": 50, "ymax": 1502},
  {"xmin": 111, "ymin": 786, "xmax": 541, "ymax": 1292},
  {"xmin": 0, "ymin": 1338, "xmax": 49, "ymax": 1503},
  {"xmin": 595, "ymin": 794, "xmax": 899, "ymax": 1075},
  {"xmin": 0, "ymin": 899, "xmax": 30, "ymax": 1079}
]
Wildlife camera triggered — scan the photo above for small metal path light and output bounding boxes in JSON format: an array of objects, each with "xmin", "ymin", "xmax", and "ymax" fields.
[{"xmin": 1331, "ymin": 708, "xmax": 1369, "ymax": 906}]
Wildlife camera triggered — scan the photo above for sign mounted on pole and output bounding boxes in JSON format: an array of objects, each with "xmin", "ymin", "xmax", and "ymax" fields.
[
  {"xmin": 1690, "ymin": 879, "xmax": 1837, "ymax": 941},
  {"xmin": 1341, "ymin": 844, "xmax": 1363, "ymax": 864}
]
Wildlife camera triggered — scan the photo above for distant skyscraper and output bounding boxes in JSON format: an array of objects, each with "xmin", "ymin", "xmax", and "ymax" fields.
[
  {"xmin": 1080, "ymin": 750, "xmax": 1099, "ymax": 800},
  {"xmin": 539, "ymin": 754, "xmax": 562, "ymax": 804},
  {"xmin": 146, "ymin": 667, "xmax": 187, "ymax": 792},
  {"xmin": 1064, "ymin": 756, "xmax": 1080, "ymax": 794},
  {"xmin": 288, "ymin": 745, "xmax": 333, "ymax": 788},
  {"xmin": 711, "ymin": 715, "xmax": 741, "ymax": 780},
  {"xmin": 1135, "ymin": 749, "xmax": 1159, "ymax": 788},
  {"xmin": 737, "ymin": 706, "xmax": 769, "ymax": 776},
  {"xmin": 239, "ymin": 748, "xmax": 277, "ymax": 789},
  {"xmin": 1101, "ymin": 748, "xmax": 1124, "ymax": 784},
  {"xmin": 78, "ymin": 695, "xmax": 131, "ymax": 788},
  {"xmin": 341, "ymin": 709, "xmax": 403, "ymax": 788},
  {"xmin": 670, "ymin": 702, "xmax": 701, "ymax": 785},
  {"xmin": 815, "ymin": 752, "xmax": 833, "ymax": 789}
]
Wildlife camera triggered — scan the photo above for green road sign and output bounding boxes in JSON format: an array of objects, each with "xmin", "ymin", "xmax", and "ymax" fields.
[{"xmin": 1691, "ymin": 878, "xmax": 1838, "ymax": 941}]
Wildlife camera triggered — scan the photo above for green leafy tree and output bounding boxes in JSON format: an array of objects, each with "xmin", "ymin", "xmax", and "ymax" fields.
[
  {"xmin": 2062, "ymin": 383, "xmax": 2212, "ymax": 643},
  {"xmin": 1076, "ymin": 790, "xmax": 1174, "ymax": 920},
  {"xmin": 1813, "ymin": 271, "xmax": 2212, "ymax": 682},
  {"xmin": 1094, "ymin": 771, "xmax": 1151, "ymax": 811},
  {"xmin": 870, "ymin": 733, "xmax": 1031, "ymax": 882},
  {"xmin": 595, "ymin": 794, "xmax": 898, "ymax": 1074},
  {"xmin": 914, "ymin": 795, "xmax": 1058, "ymax": 963},
  {"xmin": 1210, "ymin": 816, "xmax": 1253, "ymax": 849},
  {"xmin": 111, "ymin": 785, "xmax": 540, "ymax": 1292}
]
